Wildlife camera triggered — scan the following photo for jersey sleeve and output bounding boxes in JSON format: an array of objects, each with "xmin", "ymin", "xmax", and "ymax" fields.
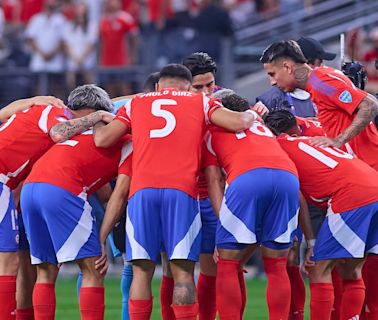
[
  {"xmin": 118, "ymin": 140, "xmax": 133, "ymax": 177},
  {"xmin": 202, "ymin": 132, "xmax": 219, "ymax": 169},
  {"xmin": 115, "ymin": 99, "xmax": 132, "ymax": 127},
  {"xmin": 45, "ymin": 106, "xmax": 71, "ymax": 132},
  {"xmin": 118, "ymin": 152, "xmax": 132, "ymax": 177},
  {"xmin": 205, "ymin": 97, "xmax": 222, "ymax": 125},
  {"xmin": 309, "ymin": 69, "xmax": 367, "ymax": 115}
]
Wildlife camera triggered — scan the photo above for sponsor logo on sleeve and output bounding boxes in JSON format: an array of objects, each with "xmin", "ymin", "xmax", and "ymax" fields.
[{"xmin": 338, "ymin": 90, "xmax": 352, "ymax": 103}]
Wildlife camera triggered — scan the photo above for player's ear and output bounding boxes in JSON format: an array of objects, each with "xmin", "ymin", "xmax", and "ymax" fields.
[{"xmin": 283, "ymin": 60, "xmax": 293, "ymax": 74}]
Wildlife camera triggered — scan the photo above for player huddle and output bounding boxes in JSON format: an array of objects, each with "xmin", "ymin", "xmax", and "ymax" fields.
[{"xmin": 0, "ymin": 40, "xmax": 378, "ymax": 320}]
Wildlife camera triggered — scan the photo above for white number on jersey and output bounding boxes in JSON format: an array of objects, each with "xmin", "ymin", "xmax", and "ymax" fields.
[
  {"xmin": 150, "ymin": 99, "xmax": 178, "ymax": 138},
  {"xmin": 235, "ymin": 121, "xmax": 274, "ymax": 139},
  {"xmin": 298, "ymin": 141, "xmax": 353, "ymax": 169}
]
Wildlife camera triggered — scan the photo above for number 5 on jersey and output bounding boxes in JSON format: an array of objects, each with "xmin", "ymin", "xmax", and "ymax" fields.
[{"xmin": 150, "ymin": 99, "xmax": 178, "ymax": 138}]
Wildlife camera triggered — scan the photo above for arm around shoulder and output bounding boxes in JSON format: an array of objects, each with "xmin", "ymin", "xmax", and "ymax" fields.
[{"xmin": 210, "ymin": 108, "xmax": 257, "ymax": 132}]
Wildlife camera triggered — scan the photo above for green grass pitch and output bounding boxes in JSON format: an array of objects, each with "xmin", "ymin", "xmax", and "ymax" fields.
[{"xmin": 55, "ymin": 277, "xmax": 310, "ymax": 319}]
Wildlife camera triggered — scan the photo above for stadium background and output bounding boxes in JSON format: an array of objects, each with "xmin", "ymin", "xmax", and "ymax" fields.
[{"xmin": 1, "ymin": 0, "xmax": 378, "ymax": 318}]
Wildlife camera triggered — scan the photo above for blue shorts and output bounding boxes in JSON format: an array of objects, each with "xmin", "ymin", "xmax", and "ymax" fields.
[
  {"xmin": 292, "ymin": 228, "xmax": 303, "ymax": 243},
  {"xmin": 199, "ymin": 198, "xmax": 217, "ymax": 254},
  {"xmin": 216, "ymin": 168, "xmax": 299, "ymax": 250},
  {"xmin": 313, "ymin": 201, "xmax": 378, "ymax": 261},
  {"xmin": 21, "ymin": 183, "xmax": 101, "ymax": 265},
  {"xmin": 126, "ymin": 188, "xmax": 202, "ymax": 263},
  {"xmin": 0, "ymin": 182, "xmax": 19, "ymax": 252},
  {"xmin": 18, "ymin": 213, "xmax": 30, "ymax": 251}
]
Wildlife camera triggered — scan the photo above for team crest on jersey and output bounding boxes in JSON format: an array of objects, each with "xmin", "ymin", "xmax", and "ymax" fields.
[{"xmin": 338, "ymin": 90, "xmax": 352, "ymax": 103}]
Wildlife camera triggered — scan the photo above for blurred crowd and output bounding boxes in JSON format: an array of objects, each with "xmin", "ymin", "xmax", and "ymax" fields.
[{"xmin": 0, "ymin": 0, "xmax": 325, "ymax": 98}]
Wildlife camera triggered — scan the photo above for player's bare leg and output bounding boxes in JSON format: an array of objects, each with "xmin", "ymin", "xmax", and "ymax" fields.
[
  {"xmin": 286, "ymin": 242, "xmax": 305, "ymax": 320},
  {"xmin": 129, "ymin": 259, "xmax": 155, "ymax": 319},
  {"xmin": 169, "ymin": 259, "xmax": 198, "ymax": 319},
  {"xmin": 76, "ymin": 256, "xmax": 105, "ymax": 320},
  {"xmin": 160, "ymin": 252, "xmax": 174, "ymax": 320},
  {"xmin": 16, "ymin": 251, "xmax": 36, "ymax": 319},
  {"xmin": 261, "ymin": 246, "xmax": 291, "ymax": 320},
  {"xmin": 0, "ymin": 252, "xmax": 19, "ymax": 319},
  {"xmin": 33, "ymin": 263, "xmax": 59, "ymax": 320},
  {"xmin": 217, "ymin": 244, "xmax": 258, "ymax": 319}
]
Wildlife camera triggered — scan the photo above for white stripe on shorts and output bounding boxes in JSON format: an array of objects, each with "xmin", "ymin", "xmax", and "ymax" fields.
[
  {"xmin": 126, "ymin": 211, "xmax": 151, "ymax": 260},
  {"xmin": 219, "ymin": 197, "xmax": 257, "ymax": 244},
  {"xmin": 367, "ymin": 244, "xmax": 378, "ymax": 255},
  {"xmin": 171, "ymin": 211, "xmax": 202, "ymax": 259},
  {"xmin": 328, "ymin": 214, "xmax": 365, "ymax": 258},
  {"xmin": 0, "ymin": 183, "xmax": 11, "ymax": 224},
  {"xmin": 31, "ymin": 254, "xmax": 43, "ymax": 265},
  {"xmin": 56, "ymin": 200, "xmax": 94, "ymax": 263},
  {"xmin": 274, "ymin": 208, "xmax": 299, "ymax": 243}
]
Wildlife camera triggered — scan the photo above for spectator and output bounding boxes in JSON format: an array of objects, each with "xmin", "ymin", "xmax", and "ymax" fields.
[
  {"xmin": 363, "ymin": 27, "xmax": 378, "ymax": 94},
  {"xmin": 63, "ymin": 1, "xmax": 98, "ymax": 90},
  {"xmin": 24, "ymin": 0, "xmax": 66, "ymax": 96},
  {"xmin": 191, "ymin": 0, "xmax": 233, "ymax": 62},
  {"xmin": 99, "ymin": 0, "xmax": 139, "ymax": 97},
  {"xmin": 0, "ymin": 3, "xmax": 6, "ymax": 62}
]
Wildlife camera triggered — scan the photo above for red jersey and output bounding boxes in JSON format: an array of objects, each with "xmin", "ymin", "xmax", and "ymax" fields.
[
  {"xmin": 118, "ymin": 150, "xmax": 133, "ymax": 177},
  {"xmin": 99, "ymin": 11, "xmax": 138, "ymax": 66},
  {"xmin": 206, "ymin": 121, "xmax": 298, "ymax": 184},
  {"xmin": 115, "ymin": 89, "xmax": 220, "ymax": 198},
  {"xmin": 198, "ymin": 139, "xmax": 219, "ymax": 199},
  {"xmin": 0, "ymin": 105, "xmax": 71, "ymax": 189},
  {"xmin": 278, "ymin": 136, "xmax": 378, "ymax": 213},
  {"xmin": 306, "ymin": 66, "xmax": 378, "ymax": 170},
  {"xmin": 26, "ymin": 131, "xmax": 132, "ymax": 198},
  {"xmin": 296, "ymin": 116, "xmax": 325, "ymax": 137},
  {"xmin": 364, "ymin": 50, "xmax": 378, "ymax": 80},
  {"xmin": 148, "ymin": 0, "xmax": 173, "ymax": 22}
]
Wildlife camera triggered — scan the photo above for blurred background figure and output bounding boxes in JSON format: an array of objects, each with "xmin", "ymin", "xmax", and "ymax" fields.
[
  {"xmin": 24, "ymin": 0, "xmax": 66, "ymax": 97},
  {"xmin": 99, "ymin": 0, "xmax": 139, "ymax": 97},
  {"xmin": 363, "ymin": 27, "xmax": 378, "ymax": 94},
  {"xmin": 63, "ymin": 0, "xmax": 98, "ymax": 90}
]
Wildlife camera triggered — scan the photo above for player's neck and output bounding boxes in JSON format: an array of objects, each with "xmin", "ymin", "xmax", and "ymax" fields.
[
  {"xmin": 294, "ymin": 64, "xmax": 312, "ymax": 90},
  {"xmin": 70, "ymin": 108, "xmax": 97, "ymax": 118}
]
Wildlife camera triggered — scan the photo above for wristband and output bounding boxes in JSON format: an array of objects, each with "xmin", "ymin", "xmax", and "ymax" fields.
[{"xmin": 307, "ymin": 239, "xmax": 316, "ymax": 248}]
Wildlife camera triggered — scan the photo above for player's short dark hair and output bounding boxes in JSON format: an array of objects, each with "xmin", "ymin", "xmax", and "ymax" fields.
[
  {"xmin": 264, "ymin": 109, "xmax": 297, "ymax": 135},
  {"xmin": 143, "ymin": 72, "xmax": 160, "ymax": 93},
  {"xmin": 182, "ymin": 52, "xmax": 217, "ymax": 77},
  {"xmin": 220, "ymin": 93, "xmax": 250, "ymax": 112},
  {"xmin": 260, "ymin": 40, "xmax": 307, "ymax": 64},
  {"xmin": 159, "ymin": 64, "xmax": 192, "ymax": 83},
  {"xmin": 67, "ymin": 84, "xmax": 113, "ymax": 112}
]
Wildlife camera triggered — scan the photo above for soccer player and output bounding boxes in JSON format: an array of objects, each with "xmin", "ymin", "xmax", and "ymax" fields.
[
  {"xmin": 20, "ymin": 85, "xmax": 125, "ymax": 320},
  {"xmin": 93, "ymin": 63, "xmax": 257, "ymax": 319},
  {"xmin": 204, "ymin": 92, "xmax": 300, "ymax": 320},
  {"xmin": 181, "ymin": 51, "xmax": 221, "ymax": 320},
  {"xmin": 264, "ymin": 110, "xmax": 378, "ymax": 320},
  {"xmin": 0, "ymin": 87, "xmax": 112, "ymax": 320},
  {"xmin": 260, "ymin": 39, "xmax": 378, "ymax": 169},
  {"xmin": 261, "ymin": 40, "xmax": 378, "ymax": 319}
]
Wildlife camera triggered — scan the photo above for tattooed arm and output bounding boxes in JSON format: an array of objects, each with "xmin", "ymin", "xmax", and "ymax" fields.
[
  {"xmin": 49, "ymin": 110, "xmax": 114, "ymax": 143},
  {"xmin": 311, "ymin": 93, "xmax": 378, "ymax": 148}
]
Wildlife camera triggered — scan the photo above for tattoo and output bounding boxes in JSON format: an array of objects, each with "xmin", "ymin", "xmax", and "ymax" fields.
[
  {"xmin": 173, "ymin": 282, "xmax": 196, "ymax": 305},
  {"xmin": 294, "ymin": 66, "xmax": 311, "ymax": 89},
  {"xmin": 50, "ymin": 111, "xmax": 101, "ymax": 142},
  {"xmin": 335, "ymin": 97, "xmax": 378, "ymax": 145}
]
